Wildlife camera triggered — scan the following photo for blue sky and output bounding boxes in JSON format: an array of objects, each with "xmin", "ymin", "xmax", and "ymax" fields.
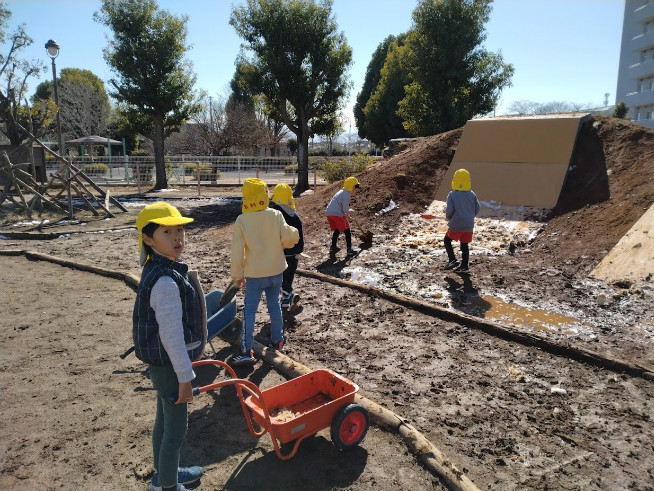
[{"xmin": 5, "ymin": 0, "xmax": 624, "ymax": 129}]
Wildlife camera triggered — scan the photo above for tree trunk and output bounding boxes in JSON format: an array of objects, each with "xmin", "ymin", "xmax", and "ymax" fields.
[
  {"xmin": 152, "ymin": 112, "xmax": 167, "ymax": 190},
  {"xmin": 295, "ymin": 120, "xmax": 310, "ymax": 195}
]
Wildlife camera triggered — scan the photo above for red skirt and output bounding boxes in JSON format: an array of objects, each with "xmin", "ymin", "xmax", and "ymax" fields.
[
  {"xmin": 446, "ymin": 230, "xmax": 473, "ymax": 243},
  {"xmin": 327, "ymin": 215, "xmax": 350, "ymax": 232}
]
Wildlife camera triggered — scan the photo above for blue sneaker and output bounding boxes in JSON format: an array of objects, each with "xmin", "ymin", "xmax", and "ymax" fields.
[
  {"xmin": 231, "ymin": 349, "xmax": 256, "ymax": 365},
  {"xmin": 149, "ymin": 466, "xmax": 203, "ymax": 491}
]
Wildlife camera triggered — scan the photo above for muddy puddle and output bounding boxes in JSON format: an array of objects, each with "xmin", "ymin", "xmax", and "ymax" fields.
[
  {"xmin": 344, "ymin": 201, "xmax": 593, "ymax": 336},
  {"xmin": 342, "ymin": 263, "xmax": 588, "ymax": 336}
]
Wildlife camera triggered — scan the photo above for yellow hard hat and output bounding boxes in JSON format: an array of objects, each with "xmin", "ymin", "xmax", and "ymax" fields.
[
  {"xmin": 242, "ymin": 178, "xmax": 269, "ymax": 213},
  {"xmin": 343, "ymin": 176, "xmax": 360, "ymax": 192},
  {"xmin": 451, "ymin": 168, "xmax": 471, "ymax": 191},
  {"xmin": 136, "ymin": 202, "xmax": 193, "ymax": 265},
  {"xmin": 272, "ymin": 183, "xmax": 296, "ymax": 210}
]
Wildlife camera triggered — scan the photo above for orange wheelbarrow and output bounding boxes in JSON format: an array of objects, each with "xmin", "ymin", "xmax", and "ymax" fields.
[{"xmin": 188, "ymin": 360, "xmax": 370, "ymax": 460}]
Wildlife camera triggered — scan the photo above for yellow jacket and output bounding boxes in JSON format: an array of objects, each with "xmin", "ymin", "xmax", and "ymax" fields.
[{"xmin": 231, "ymin": 208, "xmax": 299, "ymax": 280}]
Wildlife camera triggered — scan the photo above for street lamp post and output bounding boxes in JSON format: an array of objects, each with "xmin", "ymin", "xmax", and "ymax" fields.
[{"xmin": 45, "ymin": 39, "xmax": 71, "ymax": 218}]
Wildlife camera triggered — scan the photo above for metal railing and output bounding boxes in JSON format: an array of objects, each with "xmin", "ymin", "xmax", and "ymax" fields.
[{"xmin": 45, "ymin": 155, "xmax": 328, "ymax": 189}]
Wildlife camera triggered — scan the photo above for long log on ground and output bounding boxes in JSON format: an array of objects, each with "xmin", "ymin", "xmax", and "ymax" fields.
[
  {"xmin": 252, "ymin": 342, "xmax": 479, "ymax": 491},
  {"xmin": 0, "ymin": 249, "xmax": 479, "ymax": 491},
  {"xmin": 5, "ymin": 250, "xmax": 138, "ymax": 291},
  {"xmin": 297, "ymin": 268, "xmax": 654, "ymax": 381}
]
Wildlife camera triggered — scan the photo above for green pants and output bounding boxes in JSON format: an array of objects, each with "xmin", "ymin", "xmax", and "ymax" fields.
[{"xmin": 149, "ymin": 364, "xmax": 188, "ymax": 488}]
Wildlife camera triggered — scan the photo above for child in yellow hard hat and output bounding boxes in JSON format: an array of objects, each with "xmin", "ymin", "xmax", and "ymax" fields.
[
  {"xmin": 133, "ymin": 201, "xmax": 206, "ymax": 491},
  {"xmin": 270, "ymin": 183, "xmax": 304, "ymax": 317},
  {"xmin": 444, "ymin": 168, "xmax": 481, "ymax": 274},
  {"xmin": 325, "ymin": 176, "xmax": 360, "ymax": 255},
  {"xmin": 231, "ymin": 178, "xmax": 299, "ymax": 364}
]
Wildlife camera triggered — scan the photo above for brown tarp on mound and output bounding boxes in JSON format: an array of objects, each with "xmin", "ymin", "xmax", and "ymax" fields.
[
  {"xmin": 590, "ymin": 202, "xmax": 654, "ymax": 285},
  {"xmin": 435, "ymin": 114, "xmax": 590, "ymax": 207}
]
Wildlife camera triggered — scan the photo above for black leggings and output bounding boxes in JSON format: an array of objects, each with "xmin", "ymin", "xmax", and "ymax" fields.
[
  {"xmin": 331, "ymin": 229, "xmax": 352, "ymax": 250},
  {"xmin": 282, "ymin": 255, "xmax": 298, "ymax": 294},
  {"xmin": 444, "ymin": 236, "xmax": 469, "ymax": 266}
]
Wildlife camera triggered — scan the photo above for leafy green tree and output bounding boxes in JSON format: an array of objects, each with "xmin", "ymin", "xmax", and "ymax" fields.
[
  {"xmin": 363, "ymin": 38, "xmax": 410, "ymax": 146},
  {"xmin": 94, "ymin": 0, "xmax": 202, "ymax": 189},
  {"xmin": 34, "ymin": 68, "xmax": 111, "ymax": 139},
  {"xmin": 612, "ymin": 101, "xmax": 629, "ymax": 119},
  {"xmin": 354, "ymin": 34, "xmax": 403, "ymax": 140},
  {"xmin": 287, "ymin": 138, "xmax": 298, "ymax": 156},
  {"xmin": 398, "ymin": 0, "xmax": 514, "ymax": 136},
  {"xmin": 230, "ymin": 0, "xmax": 353, "ymax": 194},
  {"xmin": 0, "ymin": 4, "xmax": 52, "ymax": 146}
]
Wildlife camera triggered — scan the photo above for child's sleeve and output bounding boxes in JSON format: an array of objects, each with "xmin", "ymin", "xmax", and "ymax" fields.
[
  {"xmin": 150, "ymin": 276, "xmax": 194, "ymax": 383},
  {"xmin": 230, "ymin": 222, "xmax": 246, "ymax": 281},
  {"xmin": 296, "ymin": 216, "xmax": 304, "ymax": 253},
  {"xmin": 445, "ymin": 192, "xmax": 454, "ymax": 219},
  {"xmin": 341, "ymin": 193, "xmax": 351, "ymax": 215},
  {"xmin": 279, "ymin": 213, "xmax": 299, "ymax": 249}
]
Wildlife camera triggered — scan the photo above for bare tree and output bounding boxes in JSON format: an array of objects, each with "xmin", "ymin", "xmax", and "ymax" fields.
[
  {"xmin": 57, "ymin": 69, "xmax": 111, "ymax": 139},
  {"xmin": 508, "ymin": 100, "xmax": 595, "ymax": 116},
  {"xmin": 0, "ymin": 4, "xmax": 50, "ymax": 145}
]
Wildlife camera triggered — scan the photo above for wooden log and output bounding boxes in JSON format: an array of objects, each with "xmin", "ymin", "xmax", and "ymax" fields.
[
  {"xmin": 250, "ymin": 341, "xmax": 478, "ymax": 490},
  {"xmin": 13, "ymin": 166, "xmax": 41, "ymax": 189},
  {"xmin": 13, "ymin": 121, "xmax": 128, "ymax": 213},
  {"xmin": 1, "ymin": 152, "xmax": 32, "ymax": 219},
  {"xmin": 296, "ymin": 268, "xmax": 654, "ymax": 381},
  {"xmin": 3, "ymin": 248, "xmax": 478, "ymax": 490},
  {"xmin": 0, "ymin": 163, "xmax": 67, "ymax": 214},
  {"xmin": 70, "ymin": 183, "xmax": 99, "ymax": 215},
  {"xmin": 71, "ymin": 175, "xmax": 114, "ymax": 217},
  {"xmin": 0, "ymin": 176, "xmax": 13, "ymax": 205}
]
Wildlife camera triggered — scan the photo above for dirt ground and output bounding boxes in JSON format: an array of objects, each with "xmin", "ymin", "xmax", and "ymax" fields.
[{"xmin": 1, "ymin": 115, "xmax": 653, "ymax": 491}]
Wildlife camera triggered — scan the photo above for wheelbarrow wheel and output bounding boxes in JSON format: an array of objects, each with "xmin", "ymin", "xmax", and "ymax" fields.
[{"xmin": 330, "ymin": 403, "xmax": 369, "ymax": 451}]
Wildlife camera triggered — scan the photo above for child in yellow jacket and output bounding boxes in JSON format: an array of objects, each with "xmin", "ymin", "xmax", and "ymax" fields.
[{"xmin": 230, "ymin": 178, "xmax": 299, "ymax": 364}]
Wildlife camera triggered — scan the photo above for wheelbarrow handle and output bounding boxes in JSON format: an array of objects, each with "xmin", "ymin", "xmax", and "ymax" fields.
[{"xmin": 119, "ymin": 346, "xmax": 135, "ymax": 359}]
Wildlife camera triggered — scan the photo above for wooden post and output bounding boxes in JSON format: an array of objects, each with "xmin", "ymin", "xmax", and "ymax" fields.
[
  {"xmin": 136, "ymin": 161, "xmax": 141, "ymax": 194},
  {"xmin": 196, "ymin": 161, "xmax": 201, "ymax": 196}
]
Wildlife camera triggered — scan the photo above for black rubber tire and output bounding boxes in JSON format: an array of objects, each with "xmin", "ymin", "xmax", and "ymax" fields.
[{"xmin": 330, "ymin": 403, "xmax": 370, "ymax": 451}]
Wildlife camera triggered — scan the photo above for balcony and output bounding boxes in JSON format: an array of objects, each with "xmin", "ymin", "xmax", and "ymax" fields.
[
  {"xmin": 631, "ymin": 32, "xmax": 654, "ymax": 51},
  {"xmin": 634, "ymin": 2, "xmax": 654, "ymax": 23},
  {"xmin": 625, "ymin": 89, "xmax": 654, "ymax": 107},
  {"xmin": 629, "ymin": 61, "xmax": 654, "ymax": 79}
]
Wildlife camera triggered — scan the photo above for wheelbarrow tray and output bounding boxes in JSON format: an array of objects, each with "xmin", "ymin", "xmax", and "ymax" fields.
[
  {"xmin": 244, "ymin": 369, "xmax": 358, "ymax": 444},
  {"xmin": 205, "ymin": 289, "xmax": 241, "ymax": 344}
]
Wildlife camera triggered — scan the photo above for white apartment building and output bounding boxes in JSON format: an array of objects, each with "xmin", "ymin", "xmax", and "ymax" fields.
[{"xmin": 616, "ymin": 0, "xmax": 654, "ymax": 129}]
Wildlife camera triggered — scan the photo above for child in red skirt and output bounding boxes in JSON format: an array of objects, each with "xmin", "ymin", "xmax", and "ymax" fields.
[
  {"xmin": 444, "ymin": 168, "xmax": 480, "ymax": 274},
  {"xmin": 325, "ymin": 176, "xmax": 360, "ymax": 255}
]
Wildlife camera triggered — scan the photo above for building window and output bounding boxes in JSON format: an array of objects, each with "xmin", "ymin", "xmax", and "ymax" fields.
[{"xmin": 647, "ymin": 111, "xmax": 653, "ymax": 120}]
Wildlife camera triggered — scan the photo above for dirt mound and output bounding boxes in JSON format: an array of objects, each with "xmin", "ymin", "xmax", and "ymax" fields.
[
  {"xmin": 299, "ymin": 116, "xmax": 654, "ymax": 277},
  {"xmin": 299, "ymin": 128, "xmax": 462, "ymax": 238}
]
